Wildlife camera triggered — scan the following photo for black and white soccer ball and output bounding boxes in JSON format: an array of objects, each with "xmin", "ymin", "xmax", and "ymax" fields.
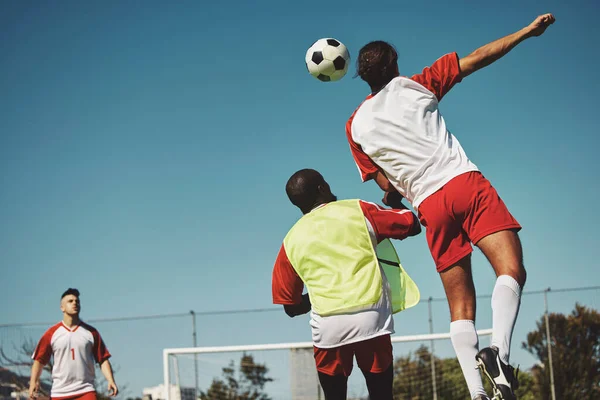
[{"xmin": 305, "ymin": 38, "xmax": 350, "ymax": 82}]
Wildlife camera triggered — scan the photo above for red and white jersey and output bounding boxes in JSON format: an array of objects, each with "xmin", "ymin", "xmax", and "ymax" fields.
[
  {"xmin": 346, "ymin": 53, "xmax": 478, "ymax": 209},
  {"xmin": 32, "ymin": 322, "xmax": 111, "ymax": 398},
  {"xmin": 272, "ymin": 200, "xmax": 417, "ymax": 348}
]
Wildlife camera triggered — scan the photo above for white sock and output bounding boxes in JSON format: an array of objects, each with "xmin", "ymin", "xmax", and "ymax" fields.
[
  {"xmin": 450, "ymin": 320, "xmax": 487, "ymax": 399},
  {"xmin": 491, "ymin": 275, "xmax": 522, "ymax": 364}
]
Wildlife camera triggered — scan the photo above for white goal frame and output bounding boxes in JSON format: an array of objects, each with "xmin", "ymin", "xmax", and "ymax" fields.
[{"xmin": 162, "ymin": 328, "xmax": 492, "ymax": 400}]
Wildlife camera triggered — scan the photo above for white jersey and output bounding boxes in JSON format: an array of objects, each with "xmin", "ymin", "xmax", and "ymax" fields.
[
  {"xmin": 346, "ymin": 53, "xmax": 479, "ymax": 209},
  {"xmin": 32, "ymin": 322, "xmax": 111, "ymax": 398}
]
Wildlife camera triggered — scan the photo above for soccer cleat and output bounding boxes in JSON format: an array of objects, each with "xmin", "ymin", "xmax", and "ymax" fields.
[{"xmin": 476, "ymin": 346, "xmax": 519, "ymax": 400}]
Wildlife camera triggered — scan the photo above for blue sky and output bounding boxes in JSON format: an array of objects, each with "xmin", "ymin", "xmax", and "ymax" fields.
[{"xmin": 1, "ymin": 0, "xmax": 599, "ymax": 397}]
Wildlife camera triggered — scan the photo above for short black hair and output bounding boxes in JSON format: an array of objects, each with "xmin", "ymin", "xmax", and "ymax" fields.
[
  {"xmin": 356, "ymin": 40, "xmax": 398, "ymax": 90},
  {"xmin": 61, "ymin": 288, "xmax": 80, "ymax": 299},
  {"xmin": 285, "ymin": 169, "xmax": 325, "ymax": 213}
]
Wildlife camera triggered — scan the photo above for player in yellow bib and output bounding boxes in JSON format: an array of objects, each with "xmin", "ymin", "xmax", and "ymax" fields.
[{"xmin": 272, "ymin": 169, "xmax": 421, "ymax": 400}]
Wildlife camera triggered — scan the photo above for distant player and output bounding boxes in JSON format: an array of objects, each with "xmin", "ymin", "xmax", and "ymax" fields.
[
  {"xmin": 345, "ymin": 13, "xmax": 555, "ymax": 400},
  {"xmin": 29, "ymin": 288, "xmax": 118, "ymax": 400},
  {"xmin": 272, "ymin": 169, "xmax": 421, "ymax": 400}
]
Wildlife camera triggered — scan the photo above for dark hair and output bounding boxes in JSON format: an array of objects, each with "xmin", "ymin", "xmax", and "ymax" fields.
[
  {"xmin": 61, "ymin": 288, "xmax": 80, "ymax": 299},
  {"xmin": 356, "ymin": 40, "xmax": 398, "ymax": 91},
  {"xmin": 285, "ymin": 169, "xmax": 324, "ymax": 213}
]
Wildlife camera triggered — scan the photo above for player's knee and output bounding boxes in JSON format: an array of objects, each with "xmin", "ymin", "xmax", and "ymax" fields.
[
  {"xmin": 500, "ymin": 261, "xmax": 526, "ymax": 287},
  {"xmin": 449, "ymin": 300, "xmax": 476, "ymax": 321}
]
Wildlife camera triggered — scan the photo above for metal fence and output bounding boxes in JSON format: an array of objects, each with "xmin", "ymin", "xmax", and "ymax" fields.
[{"xmin": 1, "ymin": 285, "xmax": 598, "ymax": 399}]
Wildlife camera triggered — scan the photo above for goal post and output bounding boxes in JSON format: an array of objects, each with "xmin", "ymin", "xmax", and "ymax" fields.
[{"xmin": 163, "ymin": 328, "xmax": 493, "ymax": 400}]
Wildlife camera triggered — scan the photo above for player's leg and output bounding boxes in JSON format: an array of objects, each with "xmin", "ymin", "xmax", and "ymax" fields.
[
  {"xmin": 462, "ymin": 172, "xmax": 523, "ymax": 399},
  {"xmin": 317, "ymin": 373, "xmax": 348, "ymax": 400},
  {"xmin": 314, "ymin": 345, "xmax": 352, "ymax": 400},
  {"xmin": 439, "ymin": 255, "xmax": 489, "ymax": 400},
  {"xmin": 418, "ymin": 179, "xmax": 489, "ymax": 400},
  {"xmin": 474, "ymin": 230, "xmax": 523, "ymax": 400},
  {"xmin": 354, "ymin": 335, "xmax": 394, "ymax": 400},
  {"xmin": 477, "ymin": 229, "xmax": 525, "ymax": 362},
  {"xmin": 362, "ymin": 365, "xmax": 393, "ymax": 400}
]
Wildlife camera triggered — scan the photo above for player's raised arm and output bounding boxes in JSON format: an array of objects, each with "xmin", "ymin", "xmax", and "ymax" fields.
[{"xmin": 459, "ymin": 13, "xmax": 555, "ymax": 78}]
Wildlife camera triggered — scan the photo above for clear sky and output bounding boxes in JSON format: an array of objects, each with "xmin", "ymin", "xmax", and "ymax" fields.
[{"xmin": 1, "ymin": 0, "xmax": 599, "ymax": 398}]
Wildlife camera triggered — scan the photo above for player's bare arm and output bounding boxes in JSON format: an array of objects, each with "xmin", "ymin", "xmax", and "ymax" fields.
[
  {"xmin": 284, "ymin": 293, "xmax": 311, "ymax": 318},
  {"xmin": 28, "ymin": 360, "xmax": 44, "ymax": 399},
  {"xmin": 374, "ymin": 170, "xmax": 395, "ymax": 192},
  {"xmin": 459, "ymin": 13, "xmax": 555, "ymax": 78},
  {"xmin": 100, "ymin": 359, "xmax": 118, "ymax": 397}
]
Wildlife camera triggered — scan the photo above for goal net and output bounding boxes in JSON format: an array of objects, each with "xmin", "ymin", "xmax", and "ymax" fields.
[{"xmin": 163, "ymin": 329, "xmax": 492, "ymax": 400}]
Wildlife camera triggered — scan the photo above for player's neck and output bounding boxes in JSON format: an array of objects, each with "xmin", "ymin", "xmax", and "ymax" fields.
[{"xmin": 62, "ymin": 314, "xmax": 80, "ymax": 328}]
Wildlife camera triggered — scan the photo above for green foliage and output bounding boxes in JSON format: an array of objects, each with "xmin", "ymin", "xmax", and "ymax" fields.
[
  {"xmin": 392, "ymin": 345, "xmax": 536, "ymax": 399},
  {"xmin": 522, "ymin": 303, "xmax": 600, "ymax": 400},
  {"xmin": 199, "ymin": 353, "xmax": 273, "ymax": 400}
]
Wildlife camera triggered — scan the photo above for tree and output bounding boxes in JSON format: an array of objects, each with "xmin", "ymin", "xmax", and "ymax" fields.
[
  {"xmin": 0, "ymin": 337, "xmax": 52, "ymax": 396},
  {"xmin": 392, "ymin": 345, "xmax": 535, "ymax": 399},
  {"xmin": 522, "ymin": 303, "xmax": 600, "ymax": 399},
  {"xmin": 199, "ymin": 353, "xmax": 273, "ymax": 400}
]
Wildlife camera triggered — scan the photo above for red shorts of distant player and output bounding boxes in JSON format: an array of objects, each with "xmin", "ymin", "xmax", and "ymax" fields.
[
  {"xmin": 313, "ymin": 334, "xmax": 392, "ymax": 376},
  {"xmin": 52, "ymin": 391, "xmax": 97, "ymax": 400},
  {"xmin": 417, "ymin": 171, "xmax": 522, "ymax": 272}
]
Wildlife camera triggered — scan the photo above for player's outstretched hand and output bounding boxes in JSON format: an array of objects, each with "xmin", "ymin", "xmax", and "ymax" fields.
[
  {"xmin": 107, "ymin": 382, "xmax": 119, "ymax": 397},
  {"xmin": 527, "ymin": 13, "xmax": 555, "ymax": 37},
  {"xmin": 383, "ymin": 191, "xmax": 406, "ymax": 209}
]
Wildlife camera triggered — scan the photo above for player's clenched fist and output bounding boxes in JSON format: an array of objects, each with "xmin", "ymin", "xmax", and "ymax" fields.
[{"xmin": 527, "ymin": 13, "xmax": 556, "ymax": 37}]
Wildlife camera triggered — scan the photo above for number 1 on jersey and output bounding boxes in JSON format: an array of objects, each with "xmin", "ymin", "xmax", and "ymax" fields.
[{"xmin": 71, "ymin": 348, "xmax": 75, "ymax": 360}]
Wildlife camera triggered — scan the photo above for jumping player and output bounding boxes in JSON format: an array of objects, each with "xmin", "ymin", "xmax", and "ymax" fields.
[
  {"xmin": 345, "ymin": 14, "xmax": 555, "ymax": 400},
  {"xmin": 272, "ymin": 169, "xmax": 421, "ymax": 400},
  {"xmin": 29, "ymin": 288, "xmax": 118, "ymax": 400}
]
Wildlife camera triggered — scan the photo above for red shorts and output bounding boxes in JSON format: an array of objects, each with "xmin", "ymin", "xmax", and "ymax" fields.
[
  {"xmin": 418, "ymin": 172, "xmax": 521, "ymax": 272},
  {"xmin": 52, "ymin": 392, "xmax": 97, "ymax": 400},
  {"xmin": 313, "ymin": 334, "xmax": 392, "ymax": 377}
]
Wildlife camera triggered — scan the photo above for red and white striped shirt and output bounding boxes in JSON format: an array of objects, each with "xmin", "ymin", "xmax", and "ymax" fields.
[
  {"xmin": 346, "ymin": 53, "xmax": 478, "ymax": 209},
  {"xmin": 32, "ymin": 322, "xmax": 111, "ymax": 398}
]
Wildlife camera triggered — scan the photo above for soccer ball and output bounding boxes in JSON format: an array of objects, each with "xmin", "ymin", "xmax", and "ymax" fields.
[{"xmin": 305, "ymin": 38, "xmax": 350, "ymax": 82}]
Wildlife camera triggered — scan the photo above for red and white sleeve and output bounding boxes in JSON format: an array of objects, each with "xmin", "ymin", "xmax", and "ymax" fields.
[
  {"xmin": 272, "ymin": 244, "xmax": 304, "ymax": 305},
  {"xmin": 92, "ymin": 330, "xmax": 111, "ymax": 364},
  {"xmin": 410, "ymin": 52, "xmax": 462, "ymax": 101},
  {"xmin": 346, "ymin": 115, "xmax": 380, "ymax": 182},
  {"xmin": 359, "ymin": 200, "xmax": 417, "ymax": 242},
  {"xmin": 32, "ymin": 325, "xmax": 59, "ymax": 365}
]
